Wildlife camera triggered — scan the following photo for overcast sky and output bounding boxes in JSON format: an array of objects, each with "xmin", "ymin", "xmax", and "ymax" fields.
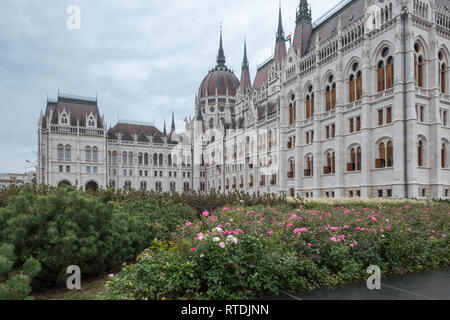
[{"xmin": 0, "ymin": 0, "xmax": 341, "ymax": 173}]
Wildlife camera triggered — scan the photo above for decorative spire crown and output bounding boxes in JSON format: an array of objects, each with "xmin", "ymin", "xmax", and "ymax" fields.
[
  {"xmin": 242, "ymin": 38, "xmax": 249, "ymax": 70},
  {"xmin": 276, "ymin": 4, "xmax": 285, "ymax": 42},
  {"xmin": 216, "ymin": 24, "xmax": 226, "ymax": 67},
  {"xmin": 296, "ymin": 0, "xmax": 312, "ymax": 24},
  {"xmin": 171, "ymin": 112, "xmax": 175, "ymax": 133}
]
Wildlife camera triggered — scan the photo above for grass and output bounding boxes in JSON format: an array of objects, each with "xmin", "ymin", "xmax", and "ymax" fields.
[{"xmin": 33, "ymin": 276, "xmax": 109, "ymax": 300}]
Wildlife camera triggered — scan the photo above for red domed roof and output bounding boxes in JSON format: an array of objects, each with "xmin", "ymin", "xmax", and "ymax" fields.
[
  {"xmin": 198, "ymin": 28, "xmax": 240, "ymax": 99},
  {"xmin": 198, "ymin": 66, "xmax": 240, "ymax": 99}
]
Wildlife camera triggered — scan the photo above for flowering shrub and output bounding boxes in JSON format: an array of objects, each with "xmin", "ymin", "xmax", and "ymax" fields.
[{"xmin": 106, "ymin": 202, "xmax": 449, "ymax": 300}]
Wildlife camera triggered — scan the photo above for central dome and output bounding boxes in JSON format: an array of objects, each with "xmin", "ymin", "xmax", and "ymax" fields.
[
  {"xmin": 198, "ymin": 29, "xmax": 239, "ymax": 99},
  {"xmin": 198, "ymin": 66, "xmax": 240, "ymax": 99}
]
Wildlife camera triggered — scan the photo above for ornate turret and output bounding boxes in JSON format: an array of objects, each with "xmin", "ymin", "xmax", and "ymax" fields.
[
  {"xmin": 296, "ymin": 0, "xmax": 312, "ymax": 24},
  {"xmin": 293, "ymin": 0, "xmax": 313, "ymax": 56}
]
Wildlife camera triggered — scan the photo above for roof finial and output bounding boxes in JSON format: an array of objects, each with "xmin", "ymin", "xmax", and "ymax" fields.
[
  {"xmin": 163, "ymin": 119, "xmax": 167, "ymax": 136},
  {"xmin": 216, "ymin": 23, "xmax": 226, "ymax": 66}
]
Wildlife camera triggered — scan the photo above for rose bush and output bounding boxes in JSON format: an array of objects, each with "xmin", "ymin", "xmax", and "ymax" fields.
[{"xmin": 106, "ymin": 202, "xmax": 449, "ymax": 300}]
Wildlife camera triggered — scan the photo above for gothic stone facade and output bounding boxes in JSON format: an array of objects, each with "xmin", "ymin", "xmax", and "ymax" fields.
[{"xmin": 38, "ymin": 0, "xmax": 450, "ymax": 199}]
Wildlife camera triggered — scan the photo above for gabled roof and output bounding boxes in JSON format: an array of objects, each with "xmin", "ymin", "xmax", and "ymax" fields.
[
  {"xmin": 107, "ymin": 122, "xmax": 165, "ymax": 143},
  {"xmin": 43, "ymin": 95, "xmax": 103, "ymax": 128},
  {"xmin": 253, "ymin": 58, "xmax": 273, "ymax": 90}
]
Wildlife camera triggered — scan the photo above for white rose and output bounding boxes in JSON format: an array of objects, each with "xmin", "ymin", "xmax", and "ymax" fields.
[{"xmin": 212, "ymin": 237, "xmax": 220, "ymax": 242}]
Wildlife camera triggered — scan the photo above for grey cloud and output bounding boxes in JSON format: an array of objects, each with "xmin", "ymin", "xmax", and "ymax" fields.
[{"xmin": 0, "ymin": 0, "xmax": 340, "ymax": 172}]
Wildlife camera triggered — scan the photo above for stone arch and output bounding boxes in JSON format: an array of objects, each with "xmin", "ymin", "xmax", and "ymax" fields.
[{"xmin": 85, "ymin": 181, "xmax": 99, "ymax": 192}]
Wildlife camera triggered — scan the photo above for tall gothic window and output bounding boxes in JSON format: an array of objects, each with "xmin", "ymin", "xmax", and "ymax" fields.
[
  {"xmin": 414, "ymin": 42, "xmax": 425, "ymax": 88},
  {"xmin": 349, "ymin": 62, "xmax": 362, "ymax": 102},
  {"xmin": 122, "ymin": 152, "xmax": 127, "ymax": 165},
  {"xmin": 289, "ymin": 94, "xmax": 296, "ymax": 125},
  {"xmin": 305, "ymin": 85, "xmax": 314, "ymax": 119},
  {"xmin": 439, "ymin": 50, "xmax": 447, "ymax": 93},
  {"xmin": 85, "ymin": 146, "xmax": 91, "ymax": 161},
  {"xmin": 92, "ymin": 147, "xmax": 98, "ymax": 162},
  {"xmin": 377, "ymin": 47, "xmax": 394, "ymax": 92},
  {"xmin": 325, "ymin": 75, "xmax": 336, "ymax": 111},
  {"xmin": 418, "ymin": 140, "xmax": 424, "ymax": 167},
  {"xmin": 442, "ymin": 142, "xmax": 448, "ymax": 168},
  {"xmin": 58, "ymin": 144, "xmax": 64, "ymax": 161},
  {"xmin": 128, "ymin": 152, "xmax": 133, "ymax": 165},
  {"xmin": 65, "ymin": 145, "xmax": 71, "ymax": 161}
]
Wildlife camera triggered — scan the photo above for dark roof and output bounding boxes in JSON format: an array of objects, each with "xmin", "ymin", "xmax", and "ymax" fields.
[
  {"xmin": 43, "ymin": 95, "xmax": 103, "ymax": 128},
  {"xmin": 199, "ymin": 67, "xmax": 240, "ymax": 98},
  {"xmin": 256, "ymin": 99, "xmax": 279, "ymax": 120},
  {"xmin": 107, "ymin": 122, "xmax": 166, "ymax": 143},
  {"xmin": 253, "ymin": 58, "xmax": 273, "ymax": 90}
]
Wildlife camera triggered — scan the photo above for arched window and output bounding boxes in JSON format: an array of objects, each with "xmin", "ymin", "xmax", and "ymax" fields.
[
  {"xmin": 305, "ymin": 85, "xmax": 314, "ymax": 119},
  {"xmin": 140, "ymin": 181, "xmax": 147, "ymax": 191},
  {"xmin": 85, "ymin": 146, "xmax": 92, "ymax": 161},
  {"xmin": 159, "ymin": 154, "xmax": 163, "ymax": 166},
  {"xmin": 377, "ymin": 47, "xmax": 394, "ymax": 92},
  {"xmin": 168, "ymin": 154, "xmax": 172, "ymax": 166},
  {"xmin": 414, "ymin": 43, "xmax": 425, "ymax": 88},
  {"xmin": 153, "ymin": 153, "xmax": 158, "ymax": 165},
  {"xmin": 357, "ymin": 147, "xmax": 362, "ymax": 171},
  {"xmin": 387, "ymin": 141, "xmax": 394, "ymax": 167},
  {"xmin": 377, "ymin": 61, "xmax": 385, "ymax": 92},
  {"xmin": 418, "ymin": 140, "xmax": 424, "ymax": 167},
  {"xmin": 138, "ymin": 153, "xmax": 143, "ymax": 165},
  {"xmin": 288, "ymin": 159, "xmax": 295, "ymax": 178},
  {"xmin": 128, "ymin": 152, "xmax": 133, "ymax": 165},
  {"xmin": 349, "ymin": 62, "xmax": 362, "ymax": 102},
  {"xmin": 305, "ymin": 156, "xmax": 313, "ymax": 176},
  {"xmin": 377, "ymin": 142, "xmax": 386, "ymax": 168},
  {"xmin": 122, "ymin": 152, "xmax": 128, "ymax": 165},
  {"xmin": 65, "ymin": 145, "xmax": 71, "ymax": 161},
  {"xmin": 112, "ymin": 151, "xmax": 118, "ymax": 165},
  {"xmin": 442, "ymin": 142, "xmax": 447, "ymax": 168},
  {"xmin": 92, "ymin": 147, "xmax": 98, "ymax": 162},
  {"xmin": 144, "ymin": 153, "xmax": 149, "ymax": 165},
  {"xmin": 439, "ymin": 51, "xmax": 447, "ymax": 93},
  {"xmin": 349, "ymin": 74, "xmax": 355, "ymax": 103},
  {"xmin": 325, "ymin": 75, "xmax": 336, "ymax": 111},
  {"xmin": 289, "ymin": 94, "xmax": 296, "ymax": 125},
  {"xmin": 324, "ymin": 152, "xmax": 335, "ymax": 174},
  {"xmin": 58, "ymin": 144, "xmax": 64, "ymax": 160}
]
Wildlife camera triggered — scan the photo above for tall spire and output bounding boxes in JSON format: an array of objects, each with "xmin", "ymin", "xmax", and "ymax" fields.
[
  {"xmin": 296, "ymin": 0, "xmax": 312, "ymax": 24},
  {"xmin": 274, "ymin": 4, "xmax": 287, "ymax": 66},
  {"xmin": 171, "ymin": 111, "xmax": 175, "ymax": 133},
  {"xmin": 216, "ymin": 24, "xmax": 226, "ymax": 67},
  {"xmin": 242, "ymin": 38, "xmax": 249, "ymax": 70},
  {"xmin": 163, "ymin": 119, "xmax": 167, "ymax": 136},
  {"xmin": 276, "ymin": 2, "xmax": 285, "ymax": 43},
  {"xmin": 240, "ymin": 38, "xmax": 252, "ymax": 92}
]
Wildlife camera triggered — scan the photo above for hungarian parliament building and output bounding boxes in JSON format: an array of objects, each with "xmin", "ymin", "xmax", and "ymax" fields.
[{"xmin": 38, "ymin": 0, "xmax": 450, "ymax": 199}]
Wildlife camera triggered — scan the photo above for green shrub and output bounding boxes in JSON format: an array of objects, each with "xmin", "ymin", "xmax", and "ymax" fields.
[
  {"xmin": 0, "ymin": 187, "xmax": 196, "ymax": 291},
  {"xmin": 0, "ymin": 243, "xmax": 41, "ymax": 300}
]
